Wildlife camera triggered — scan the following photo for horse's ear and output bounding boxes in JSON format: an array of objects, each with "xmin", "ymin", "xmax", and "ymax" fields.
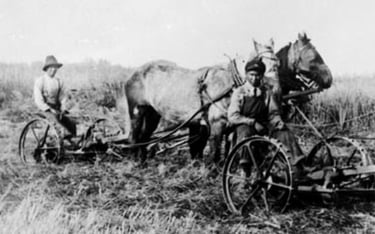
[
  {"xmin": 253, "ymin": 39, "xmax": 259, "ymax": 53},
  {"xmin": 268, "ymin": 38, "xmax": 275, "ymax": 49},
  {"xmin": 304, "ymin": 32, "xmax": 311, "ymax": 42},
  {"xmin": 298, "ymin": 31, "xmax": 310, "ymax": 41},
  {"xmin": 298, "ymin": 32, "xmax": 304, "ymax": 40}
]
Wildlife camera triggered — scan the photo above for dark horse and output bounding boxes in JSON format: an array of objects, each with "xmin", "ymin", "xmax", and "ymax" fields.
[
  {"xmin": 274, "ymin": 32, "xmax": 333, "ymax": 122},
  {"xmin": 277, "ymin": 32, "xmax": 332, "ymax": 100}
]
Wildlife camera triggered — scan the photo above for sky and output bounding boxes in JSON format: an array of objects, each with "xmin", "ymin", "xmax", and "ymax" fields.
[{"xmin": 1, "ymin": 0, "xmax": 375, "ymax": 76}]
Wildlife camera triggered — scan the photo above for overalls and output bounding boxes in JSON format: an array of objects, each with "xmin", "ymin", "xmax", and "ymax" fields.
[
  {"xmin": 42, "ymin": 80, "xmax": 76, "ymax": 138},
  {"xmin": 235, "ymin": 89, "xmax": 269, "ymax": 143},
  {"xmin": 235, "ymin": 89, "xmax": 304, "ymax": 168}
]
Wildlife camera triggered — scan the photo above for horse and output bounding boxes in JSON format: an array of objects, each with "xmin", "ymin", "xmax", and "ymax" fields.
[
  {"xmin": 124, "ymin": 40, "xmax": 279, "ymax": 163},
  {"xmin": 276, "ymin": 32, "xmax": 333, "ymax": 102}
]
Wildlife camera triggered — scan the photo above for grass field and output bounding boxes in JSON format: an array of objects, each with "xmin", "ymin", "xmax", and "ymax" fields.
[{"xmin": 1, "ymin": 61, "xmax": 375, "ymax": 233}]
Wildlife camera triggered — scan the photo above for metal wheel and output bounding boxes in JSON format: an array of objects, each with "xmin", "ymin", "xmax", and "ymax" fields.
[
  {"xmin": 306, "ymin": 136, "xmax": 374, "ymax": 190},
  {"xmin": 222, "ymin": 136, "xmax": 293, "ymax": 215},
  {"xmin": 307, "ymin": 136, "xmax": 370, "ymax": 168},
  {"xmin": 18, "ymin": 118, "xmax": 63, "ymax": 165}
]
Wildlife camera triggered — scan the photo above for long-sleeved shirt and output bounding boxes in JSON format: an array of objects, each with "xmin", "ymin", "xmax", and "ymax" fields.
[
  {"xmin": 227, "ymin": 81, "xmax": 282, "ymax": 128},
  {"xmin": 33, "ymin": 74, "xmax": 67, "ymax": 112}
]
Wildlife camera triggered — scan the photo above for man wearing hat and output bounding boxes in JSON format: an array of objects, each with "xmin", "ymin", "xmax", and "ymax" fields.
[
  {"xmin": 34, "ymin": 55, "xmax": 76, "ymax": 139},
  {"xmin": 228, "ymin": 58, "xmax": 304, "ymax": 174}
]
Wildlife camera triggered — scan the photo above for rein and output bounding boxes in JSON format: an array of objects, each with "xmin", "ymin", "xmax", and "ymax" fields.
[{"xmin": 228, "ymin": 59, "xmax": 245, "ymax": 88}]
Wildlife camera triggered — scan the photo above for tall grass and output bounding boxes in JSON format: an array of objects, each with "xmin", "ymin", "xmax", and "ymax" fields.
[
  {"xmin": 0, "ymin": 197, "xmax": 203, "ymax": 234},
  {"xmin": 0, "ymin": 60, "xmax": 133, "ymax": 108},
  {"xmin": 1, "ymin": 157, "xmax": 373, "ymax": 233},
  {"xmin": 2, "ymin": 64, "xmax": 375, "ymax": 233},
  {"xmin": 307, "ymin": 74, "xmax": 375, "ymax": 134}
]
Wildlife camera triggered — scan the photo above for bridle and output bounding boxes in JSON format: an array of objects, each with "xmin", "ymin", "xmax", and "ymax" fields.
[
  {"xmin": 255, "ymin": 48, "xmax": 281, "ymax": 91},
  {"xmin": 289, "ymin": 42, "xmax": 320, "ymax": 89},
  {"xmin": 257, "ymin": 49, "xmax": 280, "ymax": 68}
]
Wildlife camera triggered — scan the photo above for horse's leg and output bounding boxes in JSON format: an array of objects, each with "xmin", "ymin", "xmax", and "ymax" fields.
[
  {"xmin": 132, "ymin": 105, "xmax": 161, "ymax": 163},
  {"xmin": 188, "ymin": 121, "xmax": 210, "ymax": 160},
  {"xmin": 207, "ymin": 118, "xmax": 226, "ymax": 164},
  {"xmin": 141, "ymin": 106, "xmax": 161, "ymax": 159},
  {"xmin": 129, "ymin": 105, "xmax": 147, "ymax": 163}
]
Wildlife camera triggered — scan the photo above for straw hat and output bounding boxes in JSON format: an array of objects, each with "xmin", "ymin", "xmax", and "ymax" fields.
[{"xmin": 42, "ymin": 55, "xmax": 63, "ymax": 71}]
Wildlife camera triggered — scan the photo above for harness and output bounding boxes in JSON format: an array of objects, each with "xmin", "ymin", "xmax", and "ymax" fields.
[
  {"xmin": 198, "ymin": 67, "xmax": 232, "ymax": 115},
  {"xmin": 228, "ymin": 59, "xmax": 245, "ymax": 88},
  {"xmin": 196, "ymin": 49, "xmax": 280, "ymax": 117},
  {"xmin": 289, "ymin": 42, "xmax": 321, "ymax": 90}
]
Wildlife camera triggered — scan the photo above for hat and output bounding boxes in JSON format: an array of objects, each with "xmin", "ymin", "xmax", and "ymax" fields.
[
  {"xmin": 244, "ymin": 58, "xmax": 266, "ymax": 74},
  {"xmin": 42, "ymin": 55, "xmax": 63, "ymax": 71}
]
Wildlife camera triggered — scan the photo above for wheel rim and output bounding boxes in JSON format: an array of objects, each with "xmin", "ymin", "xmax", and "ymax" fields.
[
  {"xmin": 222, "ymin": 136, "xmax": 293, "ymax": 215},
  {"xmin": 19, "ymin": 118, "xmax": 62, "ymax": 165}
]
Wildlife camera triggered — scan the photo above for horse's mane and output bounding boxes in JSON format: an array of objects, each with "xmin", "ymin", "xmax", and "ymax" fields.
[{"xmin": 276, "ymin": 43, "xmax": 291, "ymax": 73}]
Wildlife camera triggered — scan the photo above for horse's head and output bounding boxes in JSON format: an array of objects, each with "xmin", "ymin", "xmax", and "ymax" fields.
[
  {"xmin": 232, "ymin": 39, "xmax": 280, "ymax": 95},
  {"xmin": 277, "ymin": 32, "xmax": 333, "ymax": 93}
]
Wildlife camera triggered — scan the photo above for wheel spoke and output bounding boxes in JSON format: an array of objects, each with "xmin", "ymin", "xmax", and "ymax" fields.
[
  {"xmin": 30, "ymin": 125, "xmax": 41, "ymax": 145},
  {"xmin": 262, "ymin": 180, "xmax": 292, "ymax": 190},
  {"xmin": 246, "ymin": 145, "xmax": 262, "ymax": 179},
  {"xmin": 261, "ymin": 188, "xmax": 269, "ymax": 211},
  {"xmin": 226, "ymin": 173, "xmax": 246, "ymax": 180},
  {"xmin": 240, "ymin": 183, "xmax": 261, "ymax": 214},
  {"xmin": 39, "ymin": 125, "xmax": 51, "ymax": 147},
  {"xmin": 263, "ymin": 147, "xmax": 281, "ymax": 179},
  {"xmin": 346, "ymin": 148, "xmax": 358, "ymax": 166}
]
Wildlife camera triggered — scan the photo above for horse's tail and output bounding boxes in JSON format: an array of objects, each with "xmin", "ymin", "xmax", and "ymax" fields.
[
  {"xmin": 116, "ymin": 95, "xmax": 131, "ymax": 138},
  {"xmin": 120, "ymin": 69, "xmax": 146, "ymax": 138}
]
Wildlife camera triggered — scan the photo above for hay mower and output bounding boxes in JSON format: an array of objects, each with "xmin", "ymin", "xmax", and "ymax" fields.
[{"xmin": 222, "ymin": 101, "xmax": 375, "ymax": 215}]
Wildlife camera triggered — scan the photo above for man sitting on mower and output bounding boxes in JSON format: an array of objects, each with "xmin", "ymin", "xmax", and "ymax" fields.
[
  {"xmin": 227, "ymin": 58, "xmax": 305, "ymax": 175},
  {"xmin": 33, "ymin": 55, "xmax": 77, "ymax": 143}
]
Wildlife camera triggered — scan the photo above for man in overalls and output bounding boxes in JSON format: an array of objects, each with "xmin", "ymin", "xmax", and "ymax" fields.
[
  {"xmin": 34, "ymin": 55, "xmax": 77, "ymax": 140},
  {"xmin": 228, "ymin": 58, "xmax": 304, "ymax": 173}
]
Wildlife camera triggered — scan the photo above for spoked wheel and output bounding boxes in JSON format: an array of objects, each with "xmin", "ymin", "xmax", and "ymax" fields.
[
  {"xmin": 306, "ymin": 136, "xmax": 375, "ymax": 191},
  {"xmin": 222, "ymin": 136, "xmax": 293, "ymax": 215},
  {"xmin": 307, "ymin": 136, "xmax": 370, "ymax": 169},
  {"xmin": 18, "ymin": 118, "xmax": 63, "ymax": 165}
]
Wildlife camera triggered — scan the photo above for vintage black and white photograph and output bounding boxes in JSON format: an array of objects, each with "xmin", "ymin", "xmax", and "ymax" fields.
[{"xmin": 1, "ymin": 0, "xmax": 375, "ymax": 233}]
